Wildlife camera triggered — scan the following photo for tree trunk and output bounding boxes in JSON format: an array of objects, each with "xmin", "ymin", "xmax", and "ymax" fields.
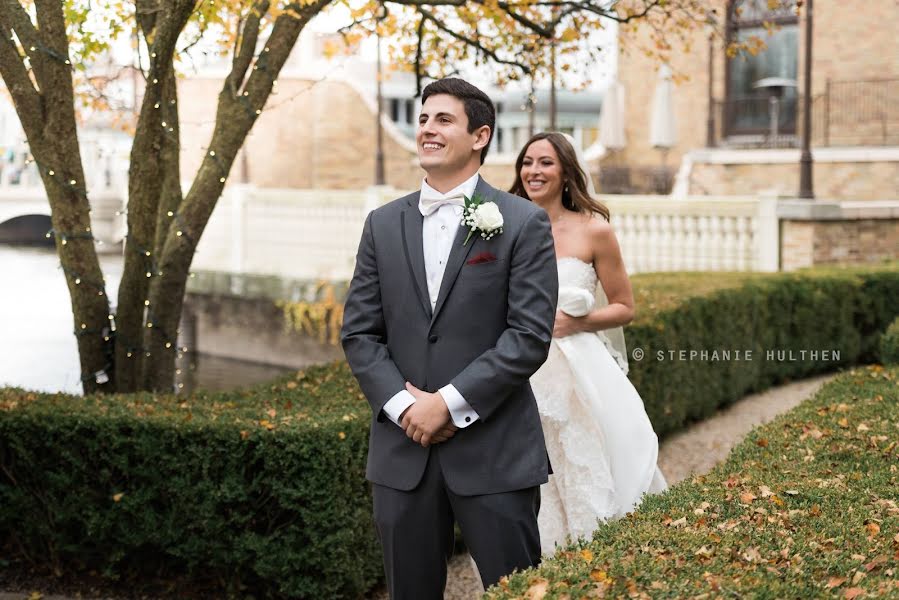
[
  {"xmin": 141, "ymin": 0, "xmax": 331, "ymax": 391},
  {"xmin": 115, "ymin": 0, "xmax": 197, "ymax": 392},
  {"xmin": 0, "ymin": 0, "xmax": 113, "ymax": 393}
]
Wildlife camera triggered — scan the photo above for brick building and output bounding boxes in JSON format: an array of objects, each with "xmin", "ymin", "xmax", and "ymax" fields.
[{"xmin": 611, "ymin": 0, "xmax": 898, "ymax": 201}]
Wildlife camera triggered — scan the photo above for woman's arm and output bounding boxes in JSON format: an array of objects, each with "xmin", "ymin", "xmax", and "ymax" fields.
[{"xmin": 553, "ymin": 218, "xmax": 635, "ymax": 338}]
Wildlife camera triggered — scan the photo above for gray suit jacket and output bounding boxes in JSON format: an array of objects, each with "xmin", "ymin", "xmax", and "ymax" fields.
[{"xmin": 340, "ymin": 177, "xmax": 558, "ymax": 496}]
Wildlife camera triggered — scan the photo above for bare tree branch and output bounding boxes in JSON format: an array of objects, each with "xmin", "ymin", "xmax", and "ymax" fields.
[
  {"xmin": 414, "ymin": 14, "xmax": 425, "ymax": 96},
  {"xmin": 418, "ymin": 7, "xmax": 533, "ymax": 72},
  {"xmin": 229, "ymin": 0, "xmax": 271, "ymax": 96},
  {"xmin": 0, "ymin": 18, "xmax": 42, "ymax": 137}
]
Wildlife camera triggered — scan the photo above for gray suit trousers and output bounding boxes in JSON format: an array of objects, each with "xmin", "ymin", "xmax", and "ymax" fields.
[{"xmin": 372, "ymin": 450, "xmax": 541, "ymax": 599}]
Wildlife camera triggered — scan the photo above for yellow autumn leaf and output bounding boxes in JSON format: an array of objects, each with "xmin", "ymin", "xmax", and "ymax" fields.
[
  {"xmin": 580, "ymin": 548, "xmax": 594, "ymax": 562},
  {"xmin": 338, "ymin": 431, "xmax": 346, "ymax": 440},
  {"xmin": 590, "ymin": 569, "xmax": 611, "ymax": 583},
  {"xmin": 112, "ymin": 492, "xmax": 124, "ymax": 502}
]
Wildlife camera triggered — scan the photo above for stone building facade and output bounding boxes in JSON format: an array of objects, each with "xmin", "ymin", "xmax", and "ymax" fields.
[{"xmin": 614, "ymin": 0, "xmax": 898, "ymax": 201}]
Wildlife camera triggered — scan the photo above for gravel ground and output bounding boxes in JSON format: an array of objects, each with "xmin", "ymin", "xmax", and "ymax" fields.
[{"xmin": 2, "ymin": 374, "xmax": 836, "ymax": 600}]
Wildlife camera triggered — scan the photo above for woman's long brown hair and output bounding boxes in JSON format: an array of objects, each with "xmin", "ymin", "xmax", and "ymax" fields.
[{"xmin": 508, "ymin": 132, "xmax": 610, "ymax": 221}]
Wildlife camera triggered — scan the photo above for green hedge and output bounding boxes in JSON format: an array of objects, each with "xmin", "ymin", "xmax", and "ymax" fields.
[
  {"xmin": 880, "ymin": 317, "xmax": 899, "ymax": 365},
  {"xmin": 0, "ymin": 365, "xmax": 380, "ymax": 598},
  {"xmin": 487, "ymin": 364, "xmax": 899, "ymax": 599},
  {"xmin": 1, "ymin": 265, "xmax": 896, "ymax": 598},
  {"xmin": 627, "ymin": 265, "xmax": 899, "ymax": 437}
]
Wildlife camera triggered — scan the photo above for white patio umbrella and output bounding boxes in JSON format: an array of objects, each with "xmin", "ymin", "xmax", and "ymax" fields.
[
  {"xmin": 649, "ymin": 64, "xmax": 677, "ymax": 162},
  {"xmin": 599, "ymin": 78, "xmax": 626, "ymax": 152}
]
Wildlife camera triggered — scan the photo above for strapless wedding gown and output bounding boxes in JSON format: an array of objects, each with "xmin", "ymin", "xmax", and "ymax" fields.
[{"xmin": 531, "ymin": 257, "xmax": 668, "ymax": 553}]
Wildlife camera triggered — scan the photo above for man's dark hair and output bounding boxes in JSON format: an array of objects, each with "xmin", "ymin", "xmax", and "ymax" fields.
[{"xmin": 421, "ymin": 78, "xmax": 496, "ymax": 165}]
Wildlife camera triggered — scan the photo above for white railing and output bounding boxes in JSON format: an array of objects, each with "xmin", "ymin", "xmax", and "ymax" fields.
[
  {"xmin": 193, "ymin": 186, "xmax": 782, "ymax": 282},
  {"xmin": 193, "ymin": 185, "xmax": 397, "ymax": 282},
  {"xmin": 602, "ymin": 195, "xmax": 779, "ymax": 273}
]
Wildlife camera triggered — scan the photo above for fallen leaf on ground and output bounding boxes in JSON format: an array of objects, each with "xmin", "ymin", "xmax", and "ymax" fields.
[
  {"xmin": 827, "ymin": 577, "xmax": 847, "ymax": 588},
  {"xmin": 525, "ymin": 578, "xmax": 549, "ymax": 600},
  {"xmin": 590, "ymin": 569, "xmax": 612, "ymax": 583}
]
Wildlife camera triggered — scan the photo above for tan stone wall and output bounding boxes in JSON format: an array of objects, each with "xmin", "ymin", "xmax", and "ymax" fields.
[
  {"xmin": 689, "ymin": 160, "xmax": 899, "ymax": 200},
  {"xmin": 780, "ymin": 220, "xmax": 814, "ymax": 271},
  {"xmin": 616, "ymin": 0, "xmax": 899, "ymax": 170},
  {"xmin": 177, "ymin": 77, "xmax": 520, "ymax": 194},
  {"xmin": 615, "ymin": 0, "xmax": 726, "ymax": 169},
  {"xmin": 811, "ymin": 219, "xmax": 899, "ymax": 265},
  {"xmin": 780, "ymin": 218, "xmax": 899, "ymax": 271},
  {"xmin": 178, "ymin": 78, "xmax": 423, "ymax": 191}
]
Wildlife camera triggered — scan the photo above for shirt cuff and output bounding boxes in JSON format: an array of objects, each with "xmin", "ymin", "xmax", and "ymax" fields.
[
  {"xmin": 439, "ymin": 384, "xmax": 479, "ymax": 428},
  {"xmin": 382, "ymin": 390, "xmax": 416, "ymax": 428}
]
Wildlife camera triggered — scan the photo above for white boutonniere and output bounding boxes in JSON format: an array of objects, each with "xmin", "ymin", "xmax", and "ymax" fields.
[{"xmin": 461, "ymin": 194, "xmax": 504, "ymax": 246}]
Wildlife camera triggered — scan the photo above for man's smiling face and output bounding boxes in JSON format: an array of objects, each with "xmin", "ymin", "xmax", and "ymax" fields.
[{"xmin": 416, "ymin": 93, "xmax": 483, "ymax": 177}]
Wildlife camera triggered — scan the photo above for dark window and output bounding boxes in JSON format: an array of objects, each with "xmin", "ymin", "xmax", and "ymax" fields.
[
  {"xmin": 389, "ymin": 98, "xmax": 399, "ymax": 122},
  {"xmin": 725, "ymin": 0, "xmax": 799, "ymax": 136},
  {"xmin": 405, "ymin": 99, "xmax": 414, "ymax": 124}
]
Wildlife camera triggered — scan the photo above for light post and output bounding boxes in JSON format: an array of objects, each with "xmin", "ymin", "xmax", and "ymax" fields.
[
  {"xmin": 706, "ymin": 23, "xmax": 716, "ymax": 147},
  {"xmin": 798, "ymin": 0, "xmax": 814, "ymax": 199},
  {"xmin": 374, "ymin": 3, "xmax": 388, "ymax": 186}
]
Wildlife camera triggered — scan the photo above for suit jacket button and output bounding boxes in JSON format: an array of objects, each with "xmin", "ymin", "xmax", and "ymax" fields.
[
  {"xmin": 465, "ymin": 416, "xmax": 471, "ymax": 423},
  {"xmin": 428, "ymin": 335, "xmax": 438, "ymax": 343}
]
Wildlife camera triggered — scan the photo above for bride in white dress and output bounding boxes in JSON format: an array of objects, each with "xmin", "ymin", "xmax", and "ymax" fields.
[{"xmin": 509, "ymin": 132, "xmax": 668, "ymax": 553}]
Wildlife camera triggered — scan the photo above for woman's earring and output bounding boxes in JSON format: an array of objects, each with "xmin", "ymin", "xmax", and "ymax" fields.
[{"xmin": 564, "ymin": 184, "xmax": 569, "ymax": 193}]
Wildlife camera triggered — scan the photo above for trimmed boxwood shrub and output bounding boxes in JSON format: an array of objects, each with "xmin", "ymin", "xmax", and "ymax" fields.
[
  {"xmin": 487, "ymin": 364, "xmax": 899, "ymax": 599},
  {"xmin": 627, "ymin": 265, "xmax": 899, "ymax": 437},
  {"xmin": 0, "ymin": 365, "xmax": 380, "ymax": 599},
  {"xmin": 880, "ymin": 317, "xmax": 899, "ymax": 365},
  {"xmin": 1, "ymin": 264, "xmax": 896, "ymax": 598}
]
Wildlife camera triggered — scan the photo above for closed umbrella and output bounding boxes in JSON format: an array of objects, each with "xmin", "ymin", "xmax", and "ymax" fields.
[
  {"xmin": 599, "ymin": 78, "xmax": 626, "ymax": 152},
  {"xmin": 649, "ymin": 64, "xmax": 677, "ymax": 163}
]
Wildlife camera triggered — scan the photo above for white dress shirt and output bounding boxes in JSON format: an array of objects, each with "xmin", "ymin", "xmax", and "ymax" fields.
[{"xmin": 380, "ymin": 173, "xmax": 481, "ymax": 430}]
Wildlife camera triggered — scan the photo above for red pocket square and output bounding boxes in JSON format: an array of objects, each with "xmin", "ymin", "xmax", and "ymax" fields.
[{"xmin": 467, "ymin": 252, "xmax": 497, "ymax": 265}]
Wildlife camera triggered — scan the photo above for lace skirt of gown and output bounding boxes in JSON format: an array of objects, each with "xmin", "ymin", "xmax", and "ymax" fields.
[{"xmin": 531, "ymin": 285, "xmax": 667, "ymax": 553}]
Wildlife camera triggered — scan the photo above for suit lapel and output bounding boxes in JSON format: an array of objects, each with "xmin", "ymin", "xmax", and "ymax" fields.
[
  {"xmin": 430, "ymin": 177, "xmax": 497, "ymax": 326},
  {"xmin": 401, "ymin": 196, "xmax": 432, "ymax": 319}
]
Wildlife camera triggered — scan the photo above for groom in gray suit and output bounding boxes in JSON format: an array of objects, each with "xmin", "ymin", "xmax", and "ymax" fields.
[{"xmin": 341, "ymin": 78, "xmax": 558, "ymax": 598}]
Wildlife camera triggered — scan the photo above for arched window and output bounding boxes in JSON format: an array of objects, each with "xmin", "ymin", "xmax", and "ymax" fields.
[{"xmin": 725, "ymin": 0, "xmax": 799, "ymax": 139}]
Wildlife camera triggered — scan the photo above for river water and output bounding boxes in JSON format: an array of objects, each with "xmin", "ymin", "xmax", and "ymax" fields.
[{"xmin": 0, "ymin": 245, "xmax": 290, "ymax": 395}]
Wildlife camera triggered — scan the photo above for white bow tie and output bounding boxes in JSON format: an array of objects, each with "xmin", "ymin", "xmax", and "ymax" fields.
[{"xmin": 419, "ymin": 192, "xmax": 465, "ymax": 217}]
